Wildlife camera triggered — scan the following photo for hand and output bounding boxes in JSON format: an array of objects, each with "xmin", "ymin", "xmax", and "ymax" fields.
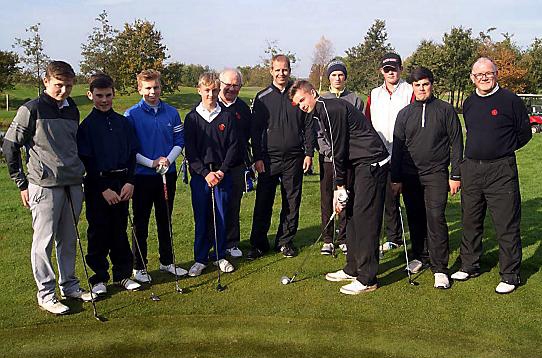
[
  {"xmin": 303, "ymin": 156, "xmax": 312, "ymax": 173},
  {"xmin": 119, "ymin": 183, "xmax": 134, "ymax": 201},
  {"xmin": 391, "ymin": 182, "xmax": 402, "ymax": 196},
  {"xmin": 333, "ymin": 187, "xmax": 348, "ymax": 213},
  {"xmin": 205, "ymin": 172, "xmax": 220, "ymax": 187},
  {"xmin": 152, "ymin": 157, "xmax": 170, "ymax": 168},
  {"xmin": 215, "ymin": 170, "xmax": 225, "ymax": 181},
  {"xmin": 20, "ymin": 189, "xmax": 29, "ymax": 208},
  {"xmin": 102, "ymin": 188, "xmax": 122, "ymax": 205},
  {"xmin": 254, "ymin": 160, "xmax": 265, "ymax": 174},
  {"xmin": 449, "ymin": 180, "xmax": 461, "ymax": 196},
  {"xmin": 156, "ymin": 164, "xmax": 169, "ymax": 175}
]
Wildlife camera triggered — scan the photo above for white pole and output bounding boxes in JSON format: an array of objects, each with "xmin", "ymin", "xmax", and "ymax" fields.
[{"xmin": 5, "ymin": 94, "xmax": 8, "ymax": 111}]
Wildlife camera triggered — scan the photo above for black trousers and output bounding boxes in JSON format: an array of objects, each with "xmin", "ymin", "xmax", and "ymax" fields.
[
  {"xmin": 319, "ymin": 155, "xmax": 347, "ymax": 244},
  {"xmin": 225, "ymin": 164, "xmax": 245, "ymax": 248},
  {"xmin": 460, "ymin": 156, "xmax": 522, "ymax": 285},
  {"xmin": 85, "ymin": 179, "xmax": 133, "ymax": 284},
  {"xmin": 249, "ymin": 156, "xmax": 304, "ymax": 250},
  {"xmin": 343, "ymin": 162, "xmax": 387, "ymax": 286},
  {"xmin": 384, "ymin": 170, "xmax": 403, "ymax": 244},
  {"xmin": 132, "ymin": 172, "xmax": 177, "ymax": 270},
  {"xmin": 401, "ymin": 171, "xmax": 450, "ymax": 274}
]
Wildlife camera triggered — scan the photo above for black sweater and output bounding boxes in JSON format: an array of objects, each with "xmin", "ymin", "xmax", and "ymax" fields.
[
  {"xmin": 313, "ymin": 98, "xmax": 389, "ymax": 186},
  {"xmin": 463, "ymin": 87, "xmax": 532, "ymax": 160},
  {"xmin": 77, "ymin": 108, "xmax": 139, "ymax": 192},
  {"xmin": 184, "ymin": 106, "xmax": 239, "ymax": 178},
  {"xmin": 251, "ymin": 82, "xmax": 314, "ymax": 173},
  {"xmin": 391, "ymin": 96, "xmax": 463, "ymax": 182},
  {"xmin": 219, "ymin": 98, "xmax": 252, "ymax": 166}
]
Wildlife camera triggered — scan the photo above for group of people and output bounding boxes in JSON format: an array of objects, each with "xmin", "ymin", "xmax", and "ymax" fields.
[{"xmin": 1, "ymin": 51, "xmax": 532, "ymax": 315}]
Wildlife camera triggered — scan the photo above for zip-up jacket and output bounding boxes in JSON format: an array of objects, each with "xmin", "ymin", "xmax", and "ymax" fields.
[
  {"xmin": 2, "ymin": 92, "xmax": 84, "ymax": 190},
  {"xmin": 313, "ymin": 97, "xmax": 389, "ymax": 187},
  {"xmin": 124, "ymin": 99, "xmax": 184, "ymax": 176},
  {"xmin": 391, "ymin": 96, "xmax": 463, "ymax": 182},
  {"xmin": 219, "ymin": 97, "xmax": 252, "ymax": 166},
  {"xmin": 251, "ymin": 82, "xmax": 314, "ymax": 174},
  {"xmin": 77, "ymin": 108, "xmax": 139, "ymax": 192}
]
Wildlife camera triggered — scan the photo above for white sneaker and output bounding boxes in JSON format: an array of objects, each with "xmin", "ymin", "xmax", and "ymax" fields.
[
  {"xmin": 92, "ymin": 282, "xmax": 107, "ymax": 296},
  {"xmin": 133, "ymin": 269, "xmax": 152, "ymax": 283},
  {"xmin": 450, "ymin": 270, "xmax": 480, "ymax": 281},
  {"xmin": 339, "ymin": 280, "xmax": 378, "ymax": 295},
  {"xmin": 406, "ymin": 259, "xmax": 423, "ymax": 274},
  {"xmin": 495, "ymin": 281, "xmax": 516, "ymax": 294},
  {"xmin": 226, "ymin": 246, "xmax": 243, "ymax": 258},
  {"xmin": 434, "ymin": 273, "xmax": 450, "ymax": 289},
  {"xmin": 339, "ymin": 244, "xmax": 348, "ymax": 254},
  {"xmin": 39, "ymin": 297, "xmax": 70, "ymax": 315},
  {"xmin": 380, "ymin": 241, "xmax": 401, "ymax": 252},
  {"xmin": 117, "ymin": 278, "xmax": 141, "ymax": 291},
  {"xmin": 325, "ymin": 269, "xmax": 357, "ymax": 282},
  {"xmin": 188, "ymin": 262, "xmax": 207, "ymax": 277},
  {"xmin": 214, "ymin": 259, "xmax": 235, "ymax": 273},
  {"xmin": 320, "ymin": 243, "xmax": 334, "ymax": 255},
  {"xmin": 160, "ymin": 263, "xmax": 188, "ymax": 277},
  {"xmin": 61, "ymin": 288, "xmax": 97, "ymax": 302}
]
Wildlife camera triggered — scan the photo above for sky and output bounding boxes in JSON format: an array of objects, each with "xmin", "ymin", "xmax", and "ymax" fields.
[{"xmin": 1, "ymin": 0, "xmax": 541, "ymax": 78}]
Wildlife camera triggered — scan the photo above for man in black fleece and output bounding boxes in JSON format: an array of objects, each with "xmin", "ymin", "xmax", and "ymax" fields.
[
  {"xmin": 451, "ymin": 57, "xmax": 532, "ymax": 294},
  {"xmin": 290, "ymin": 80, "xmax": 389, "ymax": 295},
  {"xmin": 247, "ymin": 55, "xmax": 314, "ymax": 259},
  {"xmin": 391, "ymin": 67, "xmax": 463, "ymax": 289}
]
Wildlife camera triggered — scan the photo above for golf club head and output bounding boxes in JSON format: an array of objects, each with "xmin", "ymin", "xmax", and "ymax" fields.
[
  {"xmin": 175, "ymin": 286, "xmax": 184, "ymax": 294},
  {"xmin": 150, "ymin": 294, "xmax": 161, "ymax": 301},
  {"xmin": 280, "ymin": 276, "xmax": 292, "ymax": 285},
  {"xmin": 216, "ymin": 284, "xmax": 226, "ymax": 292},
  {"xmin": 94, "ymin": 315, "xmax": 108, "ymax": 322},
  {"xmin": 409, "ymin": 279, "xmax": 420, "ymax": 286}
]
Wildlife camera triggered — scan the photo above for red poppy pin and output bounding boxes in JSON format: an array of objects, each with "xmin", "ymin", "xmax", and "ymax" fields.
[
  {"xmin": 491, "ymin": 109, "xmax": 498, "ymax": 116},
  {"xmin": 218, "ymin": 123, "xmax": 226, "ymax": 132},
  {"xmin": 236, "ymin": 112, "xmax": 241, "ymax": 120}
]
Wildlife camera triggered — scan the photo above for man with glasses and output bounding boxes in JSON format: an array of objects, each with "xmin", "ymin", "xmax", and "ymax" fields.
[
  {"xmin": 451, "ymin": 57, "xmax": 532, "ymax": 294},
  {"xmin": 218, "ymin": 68, "xmax": 252, "ymax": 258},
  {"xmin": 365, "ymin": 53, "xmax": 414, "ymax": 259}
]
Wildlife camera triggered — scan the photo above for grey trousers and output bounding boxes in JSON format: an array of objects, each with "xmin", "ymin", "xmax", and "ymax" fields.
[{"xmin": 28, "ymin": 183, "xmax": 83, "ymax": 304}]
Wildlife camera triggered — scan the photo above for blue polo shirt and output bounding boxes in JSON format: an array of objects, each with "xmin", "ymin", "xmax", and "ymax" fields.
[{"xmin": 125, "ymin": 99, "xmax": 184, "ymax": 175}]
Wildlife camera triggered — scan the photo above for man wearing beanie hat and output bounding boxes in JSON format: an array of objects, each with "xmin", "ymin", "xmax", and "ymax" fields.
[
  {"xmin": 318, "ymin": 59, "xmax": 363, "ymax": 256},
  {"xmin": 365, "ymin": 53, "xmax": 415, "ymax": 256}
]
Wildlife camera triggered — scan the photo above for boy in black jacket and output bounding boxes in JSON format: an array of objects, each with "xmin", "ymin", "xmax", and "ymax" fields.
[
  {"xmin": 185, "ymin": 72, "xmax": 239, "ymax": 277},
  {"xmin": 77, "ymin": 73, "xmax": 141, "ymax": 295}
]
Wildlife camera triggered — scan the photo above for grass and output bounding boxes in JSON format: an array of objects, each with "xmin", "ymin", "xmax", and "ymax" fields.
[{"xmin": 0, "ymin": 86, "xmax": 541, "ymax": 358}]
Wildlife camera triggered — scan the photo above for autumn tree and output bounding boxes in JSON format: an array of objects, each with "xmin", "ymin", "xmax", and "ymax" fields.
[
  {"xmin": 13, "ymin": 23, "xmax": 50, "ymax": 96},
  {"xmin": 80, "ymin": 10, "xmax": 118, "ymax": 76},
  {"xmin": 310, "ymin": 36, "xmax": 334, "ymax": 92},
  {"xmin": 0, "ymin": 50, "xmax": 20, "ymax": 92}
]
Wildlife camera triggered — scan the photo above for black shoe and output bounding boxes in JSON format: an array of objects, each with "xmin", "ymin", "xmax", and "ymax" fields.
[
  {"xmin": 247, "ymin": 248, "xmax": 264, "ymax": 260},
  {"xmin": 279, "ymin": 244, "xmax": 297, "ymax": 258}
]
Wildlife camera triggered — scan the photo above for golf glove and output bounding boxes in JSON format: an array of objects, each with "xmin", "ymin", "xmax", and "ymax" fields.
[
  {"xmin": 333, "ymin": 188, "xmax": 349, "ymax": 210},
  {"xmin": 156, "ymin": 164, "xmax": 169, "ymax": 175}
]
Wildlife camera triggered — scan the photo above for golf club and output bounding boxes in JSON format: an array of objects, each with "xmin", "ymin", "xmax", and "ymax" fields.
[
  {"xmin": 128, "ymin": 213, "xmax": 161, "ymax": 301},
  {"xmin": 399, "ymin": 205, "xmax": 419, "ymax": 286},
  {"xmin": 161, "ymin": 172, "xmax": 183, "ymax": 294},
  {"xmin": 210, "ymin": 181, "xmax": 225, "ymax": 292},
  {"xmin": 65, "ymin": 187, "xmax": 106, "ymax": 322}
]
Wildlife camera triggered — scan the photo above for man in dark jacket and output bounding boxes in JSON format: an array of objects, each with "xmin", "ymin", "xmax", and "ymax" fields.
[
  {"xmin": 391, "ymin": 67, "xmax": 463, "ymax": 289},
  {"xmin": 247, "ymin": 55, "xmax": 314, "ymax": 259}
]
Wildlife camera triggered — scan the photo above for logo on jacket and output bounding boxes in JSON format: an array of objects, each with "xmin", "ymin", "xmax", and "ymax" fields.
[
  {"xmin": 236, "ymin": 112, "xmax": 241, "ymax": 120},
  {"xmin": 491, "ymin": 109, "xmax": 498, "ymax": 116},
  {"xmin": 218, "ymin": 123, "xmax": 226, "ymax": 132}
]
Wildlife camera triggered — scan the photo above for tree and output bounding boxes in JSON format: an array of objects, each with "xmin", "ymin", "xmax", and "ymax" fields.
[
  {"xmin": 161, "ymin": 62, "xmax": 185, "ymax": 93},
  {"xmin": 345, "ymin": 19, "xmax": 393, "ymax": 94},
  {"xmin": 80, "ymin": 10, "xmax": 118, "ymax": 76},
  {"xmin": 261, "ymin": 40, "xmax": 299, "ymax": 68},
  {"xmin": 237, "ymin": 65, "xmax": 269, "ymax": 87},
  {"xmin": 13, "ymin": 23, "xmax": 50, "ymax": 96},
  {"xmin": 523, "ymin": 38, "xmax": 542, "ymax": 93},
  {"xmin": 110, "ymin": 19, "xmax": 168, "ymax": 93},
  {"xmin": 403, "ymin": 40, "xmax": 446, "ymax": 94},
  {"xmin": 0, "ymin": 50, "xmax": 19, "ymax": 92},
  {"xmin": 310, "ymin": 36, "xmax": 334, "ymax": 92}
]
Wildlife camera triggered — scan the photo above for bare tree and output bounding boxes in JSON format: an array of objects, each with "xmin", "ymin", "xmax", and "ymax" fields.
[
  {"xmin": 14, "ymin": 23, "xmax": 50, "ymax": 96},
  {"xmin": 312, "ymin": 36, "xmax": 334, "ymax": 92}
]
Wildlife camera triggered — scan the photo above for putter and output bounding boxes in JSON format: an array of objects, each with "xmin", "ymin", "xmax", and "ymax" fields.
[
  {"xmin": 65, "ymin": 187, "xmax": 106, "ymax": 322},
  {"xmin": 161, "ymin": 172, "xmax": 183, "ymax": 294},
  {"xmin": 399, "ymin": 205, "xmax": 419, "ymax": 286},
  {"xmin": 128, "ymin": 213, "xmax": 160, "ymax": 301},
  {"xmin": 210, "ymin": 183, "xmax": 226, "ymax": 292},
  {"xmin": 281, "ymin": 211, "xmax": 337, "ymax": 285}
]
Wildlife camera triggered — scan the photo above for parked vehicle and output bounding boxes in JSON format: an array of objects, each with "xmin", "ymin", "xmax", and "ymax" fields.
[{"xmin": 518, "ymin": 94, "xmax": 542, "ymax": 133}]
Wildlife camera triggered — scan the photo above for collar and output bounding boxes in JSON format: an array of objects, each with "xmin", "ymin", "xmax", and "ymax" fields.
[
  {"xmin": 271, "ymin": 81, "xmax": 292, "ymax": 94},
  {"xmin": 381, "ymin": 79, "xmax": 405, "ymax": 95},
  {"xmin": 219, "ymin": 96, "xmax": 237, "ymax": 107},
  {"xmin": 41, "ymin": 92, "xmax": 70, "ymax": 109},
  {"xmin": 475, "ymin": 84, "xmax": 500, "ymax": 97},
  {"xmin": 139, "ymin": 98, "xmax": 162, "ymax": 113},
  {"xmin": 329, "ymin": 86, "xmax": 345, "ymax": 98},
  {"xmin": 196, "ymin": 102, "xmax": 221, "ymax": 123},
  {"xmin": 91, "ymin": 107, "xmax": 115, "ymax": 117},
  {"xmin": 413, "ymin": 95, "xmax": 436, "ymax": 106}
]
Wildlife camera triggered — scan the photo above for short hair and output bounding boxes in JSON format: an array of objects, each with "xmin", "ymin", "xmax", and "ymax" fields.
[
  {"xmin": 219, "ymin": 68, "xmax": 243, "ymax": 86},
  {"xmin": 89, "ymin": 73, "xmax": 114, "ymax": 92},
  {"xmin": 472, "ymin": 57, "xmax": 498, "ymax": 72},
  {"xmin": 271, "ymin": 54, "xmax": 291, "ymax": 70},
  {"xmin": 288, "ymin": 79, "xmax": 315, "ymax": 100},
  {"xmin": 197, "ymin": 72, "xmax": 220, "ymax": 88},
  {"xmin": 45, "ymin": 61, "xmax": 75, "ymax": 80},
  {"xmin": 137, "ymin": 69, "xmax": 161, "ymax": 89},
  {"xmin": 410, "ymin": 67, "xmax": 434, "ymax": 84}
]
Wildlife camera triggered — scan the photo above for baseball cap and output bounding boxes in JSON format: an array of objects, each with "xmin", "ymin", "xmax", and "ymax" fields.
[{"xmin": 381, "ymin": 53, "xmax": 402, "ymax": 70}]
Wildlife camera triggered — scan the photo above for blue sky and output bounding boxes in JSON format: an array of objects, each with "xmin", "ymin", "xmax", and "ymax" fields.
[{"xmin": 1, "ymin": 0, "xmax": 540, "ymax": 77}]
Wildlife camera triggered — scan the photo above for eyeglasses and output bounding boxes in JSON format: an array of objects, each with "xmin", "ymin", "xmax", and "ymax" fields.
[
  {"xmin": 472, "ymin": 72, "xmax": 496, "ymax": 80},
  {"xmin": 220, "ymin": 81, "xmax": 241, "ymax": 89}
]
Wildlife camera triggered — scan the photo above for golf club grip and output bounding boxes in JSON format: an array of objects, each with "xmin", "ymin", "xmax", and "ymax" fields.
[{"xmin": 162, "ymin": 174, "xmax": 169, "ymax": 200}]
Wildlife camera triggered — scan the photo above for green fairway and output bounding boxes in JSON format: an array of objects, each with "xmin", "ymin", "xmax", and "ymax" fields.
[{"xmin": 0, "ymin": 87, "xmax": 541, "ymax": 358}]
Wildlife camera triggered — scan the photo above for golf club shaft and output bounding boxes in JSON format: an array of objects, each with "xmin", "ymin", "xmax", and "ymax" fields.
[
  {"xmin": 398, "ymin": 205, "xmax": 415, "ymax": 283},
  {"xmin": 161, "ymin": 173, "xmax": 182, "ymax": 293},
  {"xmin": 209, "ymin": 176, "xmax": 223, "ymax": 290}
]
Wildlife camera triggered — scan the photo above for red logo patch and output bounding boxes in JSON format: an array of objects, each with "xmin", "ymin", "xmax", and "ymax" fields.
[
  {"xmin": 218, "ymin": 123, "xmax": 226, "ymax": 132},
  {"xmin": 236, "ymin": 112, "xmax": 241, "ymax": 120},
  {"xmin": 491, "ymin": 109, "xmax": 498, "ymax": 116}
]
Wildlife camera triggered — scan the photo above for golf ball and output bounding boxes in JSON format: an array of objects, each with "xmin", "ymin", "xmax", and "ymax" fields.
[{"xmin": 281, "ymin": 276, "xmax": 290, "ymax": 285}]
